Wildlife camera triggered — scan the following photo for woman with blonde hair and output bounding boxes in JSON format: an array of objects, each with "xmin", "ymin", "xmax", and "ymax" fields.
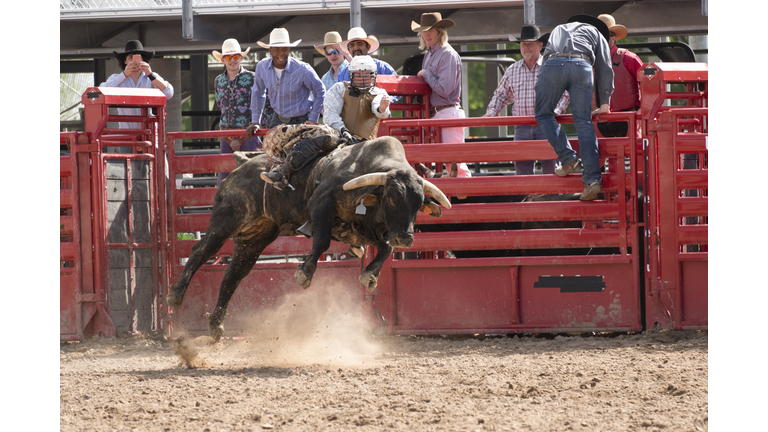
[{"xmin": 413, "ymin": 13, "xmax": 471, "ymax": 179}]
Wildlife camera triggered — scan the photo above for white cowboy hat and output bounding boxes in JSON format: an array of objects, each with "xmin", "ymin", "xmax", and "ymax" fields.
[
  {"xmin": 257, "ymin": 28, "xmax": 302, "ymax": 49},
  {"xmin": 340, "ymin": 27, "xmax": 379, "ymax": 55},
  {"xmin": 212, "ymin": 38, "xmax": 251, "ymax": 61},
  {"xmin": 314, "ymin": 31, "xmax": 343, "ymax": 55},
  {"xmin": 597, "ymin": 14, "xmax": 628, "ymax": 40}
]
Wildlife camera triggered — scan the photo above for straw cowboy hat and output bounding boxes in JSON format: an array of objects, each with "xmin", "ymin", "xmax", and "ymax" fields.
[
  {"xmin": 567, "ymin": 14, "xmax": 611, "ymax": 42},
  {"xmin": 257, "ymin": 28, "xmax": 302, "ymax": 49},
  {"xmin": 411, "ymin": 12, "xmax": 455, "ymax": 32},
  {"xmin": 598, "ymin": 14, "xmax": 628, "ymax": 40},
  {"xmin": 340, "ymin": 27, "xmax": 380, "ymax": 55},
  {"xmin": 314, "ymin": 31, "xmax": 343, "ymax": 55},
  {"xmin": 113, "ymin": 40, "xmax": 155, "ymax": 65},
  {"xmin": 517, "ymin": 25, "xmax": 550, "ymax": 45},
  {"xmin": 212, "ymin": 39, "xmax": 251, "ymax": 61}
]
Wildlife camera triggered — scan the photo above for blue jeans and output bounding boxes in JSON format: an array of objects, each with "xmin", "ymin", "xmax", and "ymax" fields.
[
  {"xmin": 513, "ymin": 124, "xmax": 556, "ymax": 175},
  {"xmin": 534, "ymin": 57, "xmax": 601, "ymax": 185}
]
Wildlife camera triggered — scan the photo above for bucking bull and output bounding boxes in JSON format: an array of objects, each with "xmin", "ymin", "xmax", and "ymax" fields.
[{"xmin": 166, "ymin": 124, "xmax": 451, "ymax": 341}]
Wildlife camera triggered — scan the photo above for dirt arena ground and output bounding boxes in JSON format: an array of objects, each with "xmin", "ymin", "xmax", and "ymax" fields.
[{"xmin": 60, "ymin": 289, "xmax": 708, "ymax": 432}]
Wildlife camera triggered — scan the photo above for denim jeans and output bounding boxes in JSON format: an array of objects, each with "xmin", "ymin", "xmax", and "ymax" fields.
[
  {"xmin": 534, "ymin": 57, "xmax": 601, "ymax": 185},
  {"xmin": 513, "ymin": 124, "xmax": 556, "ymax": 175}
]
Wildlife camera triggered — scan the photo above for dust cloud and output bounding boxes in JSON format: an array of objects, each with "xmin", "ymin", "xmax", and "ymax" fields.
[{"xmin": 172, "ymin": 282, "xmax": 383, "ymax": 369}]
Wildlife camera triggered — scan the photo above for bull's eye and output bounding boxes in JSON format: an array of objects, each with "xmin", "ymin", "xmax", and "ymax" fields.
[
  {"xmin": 281, "ymin": 126, "xmax": 288, "ymax": 133},
  {"xmin": 387, "ymin": 196, "xmax": 395, "ymax": 206}
]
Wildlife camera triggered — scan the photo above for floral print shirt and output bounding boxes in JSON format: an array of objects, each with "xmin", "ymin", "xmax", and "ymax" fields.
[{"xmin": 215, "ymin": 67, "xmax": 255, "ymax": 129}]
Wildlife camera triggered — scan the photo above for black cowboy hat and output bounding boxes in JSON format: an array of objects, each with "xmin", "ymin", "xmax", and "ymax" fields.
[
  {"xmin": 113, "ymin": 40, "xmax": 155, "ymax": 67},
  {"xmin": 567, "ymin": 14, "xmax": 611, "ymax": 42},
  {"xmin": 516, "ymin": 25, "xmax": 550, "ymax": 45}
]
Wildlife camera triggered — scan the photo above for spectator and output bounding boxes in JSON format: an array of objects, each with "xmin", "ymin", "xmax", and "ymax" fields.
[
  {"xmin": 596, "ymin": 14, "xmax": 643, "ymax": 138},
  {"xmin": 483, "ymin": 25, "xmax": 570, "ymax": 175},
  {"xmin": 315, "ymin": 31, "xmax": 349, "ymax": 91},
  {"xmin": 246, "ymin": 28, "xmax": 325, "ymax": 138},
  {"xmin": 412, "ymin": 12, "xmax": 471, "ymax": 179},
  {"xmin": 99, "ymin": 40, "xmax": 174, "ymax": 152},
  {"xmin": 212, "ymin": 38, "xmax": 261, "ymax": 185},
  {"xmin": 323, "ymin": 55, "xmax": 391, "ymax": 142},
  {"xmin": 336, "ymin": 27, "xmax": 397, "ymax": 82},
  {"xmin": 534, "ymin": 14, "xmax": 614, "ymax": 201}
]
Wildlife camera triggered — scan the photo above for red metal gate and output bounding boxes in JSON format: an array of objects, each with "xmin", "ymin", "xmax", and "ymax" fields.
[
  {"xmin": 60, "ymin": 87, "xmax": 167, "ymax": 340},
  {"xmin": 370, "ymin": 108, "xmax": 643, "ymax": 334},
  {"xmin": 640, "ymin": 63, "xmax": 708, "ymax": 330}
]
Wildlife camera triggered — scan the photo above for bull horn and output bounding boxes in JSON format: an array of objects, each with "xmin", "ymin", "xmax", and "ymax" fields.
[
  {"xmin": 343, "ymin": 173, "xmax": 388, "ymax": 190},
  {"xmin": 422, "ymin": 179, "xmax": 452, "ymax": 209}
]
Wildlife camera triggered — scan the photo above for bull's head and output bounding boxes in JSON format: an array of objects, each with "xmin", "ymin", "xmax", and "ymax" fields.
[{"xmin": 343, "ymin": 169, "xmax": 451, "ymax": 249}]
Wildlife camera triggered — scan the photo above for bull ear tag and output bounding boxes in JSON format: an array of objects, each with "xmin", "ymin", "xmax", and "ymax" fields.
[{"xmin": 355, "ymin": 198, "xmax": 367, "ymax": 215}]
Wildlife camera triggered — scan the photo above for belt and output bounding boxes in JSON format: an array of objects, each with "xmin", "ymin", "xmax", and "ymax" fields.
[
  {"xmin": 276, "ymin": 113, "xmax": 295, "ymax": 123},
  {"xmin": 430, "ymin": 104, "xmax": 458, "ymax": 115},
  {"xmin": 544, "ymin": 52, "xmax": 592, "ymax": 64}
]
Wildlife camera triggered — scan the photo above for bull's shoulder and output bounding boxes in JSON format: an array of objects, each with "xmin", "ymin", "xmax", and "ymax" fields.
[{"xmin": 233, "ymin": 150, "xmax": 267, "ymax": 168}]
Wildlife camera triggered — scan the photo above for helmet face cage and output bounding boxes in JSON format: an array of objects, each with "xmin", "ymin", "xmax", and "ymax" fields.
[
  {"xmin": 350, "ymin": 70, "xmax": 377, "ymax": 94},
  {"xmin": 348, "ymin": 55, "xmax": 377, "ymax": 94}
]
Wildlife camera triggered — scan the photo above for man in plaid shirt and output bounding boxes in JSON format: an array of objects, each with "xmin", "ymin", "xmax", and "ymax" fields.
[{"xmin": 483, "ymin": 25, "xmax": 570, "ymax": 175}]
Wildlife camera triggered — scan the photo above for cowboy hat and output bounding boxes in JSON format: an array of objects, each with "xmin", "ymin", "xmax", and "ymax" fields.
[
  {"xmin": 411, "ymin": 12, "xmax": 455, "ymax": 32},
  {"xmin": 340, "ymin": 27, "xmax": 379, "ymax": 55},
  {"xmin": 212, "ymin": 38, "xmax": 251, "ymax": 62},
  {"xmin": 597, "ymin": 14, "xmax": 628, "ymax": 40},
  {"xmin": 113, "ymin": 40, "xmax": 155, "ymax": 66},
  {"xmin": 257, "ymin": 28, "xmax": 301, "ymax": 49},
  {"xmin": 567, "ymin": 14, "xmax": 611, "ymax": 42},
  {"xmin": 516, "ymin": 25, "xmax": 549, "ymax": 44},
  {"xmin": 314, "ymin": 31, "xmax": 343, "ymax": 55}
]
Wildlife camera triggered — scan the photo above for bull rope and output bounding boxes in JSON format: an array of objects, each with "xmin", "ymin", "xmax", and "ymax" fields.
[{"xmin": 262, "ymin": 155, "xmax": 284, "ymax": 221}]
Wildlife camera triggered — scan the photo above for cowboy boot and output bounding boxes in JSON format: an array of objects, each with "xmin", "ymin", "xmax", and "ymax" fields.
[{"xmin": 260, "ymin": 135, "xmax": 331, "ymax": 188}]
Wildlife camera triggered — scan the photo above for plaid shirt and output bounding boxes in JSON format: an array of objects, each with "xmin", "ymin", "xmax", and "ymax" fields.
[{"xmin": 485, "ymin": 56, "xmax": 569, "ymax": 117}]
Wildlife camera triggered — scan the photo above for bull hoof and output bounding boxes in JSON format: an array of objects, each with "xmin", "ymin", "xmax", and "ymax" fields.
[
  {"xmin": 166, "ymin": 287, "xmax": 183, "ymax": 309},
  {"xmin": 359, "ymin": 271, "xmax": 378, "ymax": 292},
  {"xmin": 294, "ymin": 268, "xmax": 312, "ymax": 289},
  {"xmin": 208, "ymin": 323, "xmax": 224, "ymax": 343}
]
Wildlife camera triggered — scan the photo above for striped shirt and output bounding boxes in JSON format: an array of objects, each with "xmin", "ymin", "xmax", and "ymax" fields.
[
  {"xmin": 250, "ymin": 57, "xmax": 325, "ymax": 124},
  {"xmin": 485, "ymin": 56, "xmax": 570, "ymax": 117}
]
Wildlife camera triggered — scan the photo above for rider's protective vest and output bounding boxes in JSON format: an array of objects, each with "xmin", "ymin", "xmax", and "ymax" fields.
[
  {"xmin": 341, "ymin": 85, "xmax": 381, "ymax": 141},
  {"xmin": 610, "ymin": 48, "xmax": 641, "ymax": 112}
]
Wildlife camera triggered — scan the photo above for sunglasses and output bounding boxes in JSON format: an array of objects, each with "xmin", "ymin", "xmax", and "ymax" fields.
[
  {"xmin": 223, "ymin": 54, "xmax": 242, "ymax": 61},
  {"xmin": 324, "ymin": 48, "xmax": 340, "ymax": 56}
]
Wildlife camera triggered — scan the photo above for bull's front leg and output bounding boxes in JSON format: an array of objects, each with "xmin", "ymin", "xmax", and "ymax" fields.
[
  {"xmin": 294, "ymin": 201, "xmax": 334, "ymax": 289},
  {"xmin": 359, "ymin": 242, "xmax": 394, "ymax": 292}
]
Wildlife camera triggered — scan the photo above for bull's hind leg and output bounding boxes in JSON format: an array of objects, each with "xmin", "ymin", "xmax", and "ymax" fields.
[
  {"xmin": 208, "ymin": 220, "xmax": 280, "ymax": 341},
  {"xmin": 166, "ymin": 222, "xmax": 237, "ymax": 310}
]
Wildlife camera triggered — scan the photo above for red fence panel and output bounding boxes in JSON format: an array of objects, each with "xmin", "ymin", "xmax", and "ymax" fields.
[{"xmin": 640, "ymin": 63, "xmax": 708, "ymax": 330}]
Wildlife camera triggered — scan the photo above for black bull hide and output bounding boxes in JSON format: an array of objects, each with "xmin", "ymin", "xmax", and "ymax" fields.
[{"xmin": 166, "ymin": 136, "xmax": 451, "ymax": 341}]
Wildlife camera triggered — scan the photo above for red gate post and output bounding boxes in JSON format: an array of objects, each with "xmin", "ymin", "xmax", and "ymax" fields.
[
  {"xmin": 640, "ymin": 63, "xmax": 708, "ymax": 330},
  {"xmin": 60, "ymin": 86, "xmax": 169, "ymax": 340}
]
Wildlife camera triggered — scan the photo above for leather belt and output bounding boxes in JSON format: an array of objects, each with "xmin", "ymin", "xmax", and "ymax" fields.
[
  {"xmin": 544, "ymin": 52, "xmax": 592, "ymax": 64},
  {"xmin": 430, "ymin": 104, "xmax": 457, "ymax": 116}
]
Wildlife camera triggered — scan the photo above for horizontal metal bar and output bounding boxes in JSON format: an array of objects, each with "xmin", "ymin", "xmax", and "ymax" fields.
[
  {"xmin": 677, "ymin": 197, "xmax": 707, "ymax": 217},
  {"xmin": 174, "ymin": 188, "xmax": 216, "ymax": 207},
  {"xmin": 677, "ymin": 252, "xmax": 708, "ymax": 262},
  {"xmin": 676, "ymin": 171, "xmax": 708, "ymax": 190},
  {"xmin": 171, "ymin": 154, "xmax": 237, "ymax": 174},
  {"xmin": 390, "ymin": 254, "xmax": 631, "ymax": 269},
  {"xmin": 677, "ymin": 225, "xmax": 708, "ymax": 246},
  {"xmin": 60, "ymin": 242, "xmax": 77, "ymax": 260},
  {"xmin": 408, "ymin": 228, "xmax": 626, "ymax": 252},
  {"xmin": 174, "ymin": 237, "xmax": 351, "ymax": 258},
  {"xmin": 416, "ymin": 201, "xmax": 622, "ymax": 225},
  {"xmin": 391, "ymin": 324, "xmax": 639, "ymax": 334},
  {"xmin": 60, "ymin": 190, "xmax": 74, "ymax": 209}
]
